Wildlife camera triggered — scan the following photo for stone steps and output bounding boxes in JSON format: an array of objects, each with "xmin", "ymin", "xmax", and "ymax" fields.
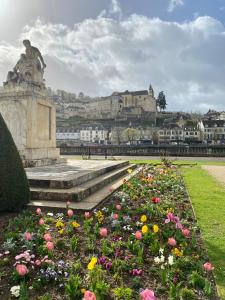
[
  {"xmin": 28, "ymin": 166, "xmax": 141, "ymax": 212},
  {"xmin": 30, "ymin": 163, "xmax": 137, "ymax": 202},
  {"xmin": 27, "ymin": 160, "xmax": 129, "ymax": 189}
]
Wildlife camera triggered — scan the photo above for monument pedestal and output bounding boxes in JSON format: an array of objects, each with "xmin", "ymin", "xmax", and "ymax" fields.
[{"xmin": 0, "ymin": 86, "xmax": 61, "ymax": 167}]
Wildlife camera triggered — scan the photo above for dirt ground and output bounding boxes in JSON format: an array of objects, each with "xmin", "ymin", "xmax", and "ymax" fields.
[{"xmin": 202, "ymin": 165, "xmax": 225, "ymax": 186}]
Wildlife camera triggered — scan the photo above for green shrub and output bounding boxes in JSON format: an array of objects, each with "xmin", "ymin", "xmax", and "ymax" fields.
[
  {"xmin": 180, "ymin": 287, "xmax": 196, "ymax": 300},
  {"xmin": 65, "ymin": 274, "xmax": 83, "ymax": 300},
  {"xmin": 0, "ymin": 113, "xmax": 30, "ymax": 211}
]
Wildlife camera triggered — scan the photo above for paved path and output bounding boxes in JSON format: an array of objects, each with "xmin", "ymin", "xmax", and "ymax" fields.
[{"xmin": 202, "ymin": 165, "xmax": 225, "ymax": 186}]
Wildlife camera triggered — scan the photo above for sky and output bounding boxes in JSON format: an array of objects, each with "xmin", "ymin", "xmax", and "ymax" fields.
[{"xmin": 0, "ymin": 0, "xmax": 225, "ymax": 112}]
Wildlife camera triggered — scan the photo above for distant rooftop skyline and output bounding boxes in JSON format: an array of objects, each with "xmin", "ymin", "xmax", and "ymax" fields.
[{"xmin": 0, "ymin": 0, "xmax": 225, "ymax": 112}]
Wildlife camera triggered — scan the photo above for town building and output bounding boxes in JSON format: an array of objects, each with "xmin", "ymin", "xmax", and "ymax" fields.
[
  {"xmin": 203, "ymin": 120, "xmax": 225, "ymax": 144},
  {"xmin": 56, "ymin": 128, "xmax": 80, "ymax": 140},
  {"xmin": 80, "ymin": 127, "xmax": 110, "ymax": 144}
]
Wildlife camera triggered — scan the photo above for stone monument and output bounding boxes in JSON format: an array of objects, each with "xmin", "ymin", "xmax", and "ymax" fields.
[{"xmin": 0, "ymin": 40, "xmax": 60, "ymax": 167}]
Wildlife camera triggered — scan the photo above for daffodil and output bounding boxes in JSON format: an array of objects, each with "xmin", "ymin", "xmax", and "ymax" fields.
[
  {"xmin": 72, "ymin": 221, "xmax": 80, "ymax": 228},
  {"xmin": 153, "ymin": 224, "xmax": 159, "ymax": 233},
  {"xmin": 56, "ymin": 220, "xmax": 65, "ymax": 228},
  {"xmin": 95, "ymin": 211, "xmax": 104, "ymax": 224},
  {"xmin": 172, "ymin": 248, "xmax": 183, "ymax": 257},
  {"xmin": 140, "ymin": 215, "xmax": 147, "ymax": 223},
  {"xmin": 58, "ymin": 229, "xmax": 64, "ymax": 234},
  {"xmin": 127, "ymin": 168, "xmax": 133, "ymax": 174},
  {"xmin": 141, "ymin": 225, "xmax": 149, "ymax": 234},
  {"xmin": 87, "ymin": 257, "xmax": 98, "ymax": 270}
]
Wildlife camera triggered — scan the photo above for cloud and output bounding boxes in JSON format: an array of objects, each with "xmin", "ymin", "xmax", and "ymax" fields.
[
  {"xmin": 168, "ymin": 0, "xmax": 184, "ymax": 12},
  {"xmin": 0, "ymin": 14, "xmax": 225, "ymax": 112},
  {"xmin": 110, "ymin": 0, "xmax": 122, "ymax": 15}
]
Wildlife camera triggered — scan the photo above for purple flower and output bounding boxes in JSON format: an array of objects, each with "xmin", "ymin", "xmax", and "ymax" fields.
[
  {"xmin": 105, "ymin": 261, "xmax": 113, "ymax": 270},
  {"xmin": 131, "ymin": 268, "xmax": 143, "ymax": 276},
  {"xmin": 98, "ymin": 256, "xmax": 107, "ymax": 265}
]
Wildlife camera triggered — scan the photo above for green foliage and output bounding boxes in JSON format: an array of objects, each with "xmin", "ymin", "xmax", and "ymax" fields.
[
  {"xmin": 70, "ymin": 235, "xmax": 78, "ymax": 252},
  {"xmin": 190, "ymin": 271, "xmax": 205, "ymax": 289},
  {"xmin": 0, "ymin": 113, "xmax": 30, "ymax": 211},
  {"xmin": 56, "ymin": 238, "xmax": 67, "ymax": 250},
  {"xmin": 71, "ymin": 260, "xmax": 81, "ymax": 274},
  {"xmin": 89, "ymin": 266, "xmax": 110, "ymax": 300},
  {"xmin": 65, "ymin": 275, "xmax": 83, "ymax": 300},
  {"xmin": 179, "ymin": 287, "xmax": 196, "ymax": 300},
  {"xmin": 19, "ymin": 282, "xmax": 29, "ymax": 300},
  {"xmin": 203, "ymin": 279, "xmax": 212, "ymax": 297},
  {"xmin": 101, "ymin": 239, "xmax": 113, "ymax": 256},
  {"xmin": 38, "ymin": 295, "xmax": 52, "ymax": 300},
  {"xmin": 113, "ymin": 287, "xmax": 133, "ymax": 300}
]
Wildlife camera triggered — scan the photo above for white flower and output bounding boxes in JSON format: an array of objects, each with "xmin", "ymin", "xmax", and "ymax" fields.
[
  {"xmin": 10, "ymin": 286, "xmax": 20, "ymax": 298},
  {"xmin": 160, "ymin": 255, "xmax": 165, "ymax": 263},
  {"xmin": 47, "ymin": 212, "xmax": 53, "ymax": 216},
  {"xmin": 154, "ymin": 256, "xmax": 161, "ymax": 264},
  {"xmin": 161, "ymin": 265, "xmax": 165, "ymax": 270},
  {"xmin": 159, "ymin": 248, "xmax": 164, "ymax": 255},
  {"xmin": 136, "ymin": 221, "xmax": 143, "ymax": 226},
  {"xmin": 168, "ymin": 255, "xmax": 174, "ymax": 265}
]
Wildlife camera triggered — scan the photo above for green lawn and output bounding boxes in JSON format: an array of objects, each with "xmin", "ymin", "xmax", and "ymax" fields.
[{"xmin": 181, "ymin": 166, "xmax": 225, "ymax": 299}]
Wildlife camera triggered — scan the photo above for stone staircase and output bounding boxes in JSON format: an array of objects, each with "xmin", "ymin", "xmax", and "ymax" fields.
[{"xmin": 26, "ymin": 159, "xmax": 138, "ymax": 211}]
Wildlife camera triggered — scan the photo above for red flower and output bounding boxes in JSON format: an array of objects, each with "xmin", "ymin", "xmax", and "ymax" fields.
[{"xmin": 152, "ymin": 197, "xmax": 161, "ymax": 204}]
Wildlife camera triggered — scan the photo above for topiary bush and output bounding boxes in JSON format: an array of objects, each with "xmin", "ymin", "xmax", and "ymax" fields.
[{"xmin": 0, "ymin": 113, "xmax": 30, "ymax": 211}]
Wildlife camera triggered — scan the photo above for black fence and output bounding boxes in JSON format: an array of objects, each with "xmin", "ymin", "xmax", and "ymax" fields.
[{"xmin": 60, "ymin": 145, "xmax": 225, "ymax": 157}]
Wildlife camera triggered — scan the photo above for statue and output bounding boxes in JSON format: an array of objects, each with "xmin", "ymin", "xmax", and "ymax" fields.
[{"xmin": 4, "ymin": 40, "xmax": 46, "ymax": 89}]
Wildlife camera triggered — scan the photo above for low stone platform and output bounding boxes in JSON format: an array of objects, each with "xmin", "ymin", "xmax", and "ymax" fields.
[{"xmin": 27, "ymin": 159, "xmax": 138, "ymax": 211}]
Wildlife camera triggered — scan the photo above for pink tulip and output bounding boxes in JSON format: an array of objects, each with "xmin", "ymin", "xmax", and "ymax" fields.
[
  {"xmin": 116, "ymin": 204, "xmax": 122, "ymax": 211},
  {"xmin": 43, "ymin": 233, "xmax": 52, "ymax": 242},
  {"xmin": 67, "ymin": 209, "xmax": 74, "ymax": 217},
  {"xmin": 36, "ymin": 208, "xmax": 41, "ymax": 215},
  {"xmin": 84, "ymin": 291, "xmax": 96, "ymax": 300},
  {"xmin": 85, "ymin": 212, "xmax": 91, "ymax": 218},
  {"xmin": 16, "ymin": 264, "xmax": 28, "ymax": 276},
  {"xmin": 182, "ymin": 228, "xmax": 190, "ymax": 237},
  {"xmin": 39, "ymin": 218, "xmax": 45, "ymax": 225},
  {"xmin": 135, "ymin": 231, "xmax": 142, "ymax": 240},
  {"xmin": 140, "ymin": 289, "xmax": 157, "ymax": 300},
  {"xmin": 35, "ymin": 260, "xmax": 41, "ymax": 266},
  {"xmin": 24, "ymin": 232, "xmax": 32, "ymax": 241},
  {"xmin": 113, "ymin": 213, "xmax": 119, "ymax": 220},
  {"xmin": 46, "ymin": 241, "xmax": 54, "ymax": 251},
  {"xmin": 168, "ymin": 238, "xmax": 177, "ymax": 246},
  {"xmin": 99, "ymin": 228, "xmax": 108, "ymax": 237},
  {"xmin": 203, "ymin": 262, "xmax": 214, "ymax": 271}
]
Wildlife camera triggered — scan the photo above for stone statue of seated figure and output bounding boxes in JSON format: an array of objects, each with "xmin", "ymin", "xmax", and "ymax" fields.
[{"xmin": 4, "ymin": 40, "xmax": 46, "ymax": 89}]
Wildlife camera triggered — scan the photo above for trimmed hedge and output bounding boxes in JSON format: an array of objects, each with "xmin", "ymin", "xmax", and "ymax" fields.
[{"xmin": 0, "ymin": 113, "xmax": 30, "ymax": 211}]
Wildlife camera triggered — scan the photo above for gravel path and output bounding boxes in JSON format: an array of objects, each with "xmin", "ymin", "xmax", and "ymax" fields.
[{"xmin": 202, "ymin": 165, "xmax": 225, "ymax": 186}]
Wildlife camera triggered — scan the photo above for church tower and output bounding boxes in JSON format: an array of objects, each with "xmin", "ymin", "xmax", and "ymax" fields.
[{"xmin": 148, "ymin": 84, "xmax": 154, "ymax": 98}]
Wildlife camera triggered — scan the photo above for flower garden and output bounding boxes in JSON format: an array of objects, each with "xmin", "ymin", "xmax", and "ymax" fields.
[{"xmin": 0, "ymin": 163, "xmax": 217, "ymax": 300}]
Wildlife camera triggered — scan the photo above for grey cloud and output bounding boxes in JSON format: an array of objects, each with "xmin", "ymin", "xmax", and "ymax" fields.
[{"xmin": 0, "ymin": 15, "xmax": 225, "ymax": 112}]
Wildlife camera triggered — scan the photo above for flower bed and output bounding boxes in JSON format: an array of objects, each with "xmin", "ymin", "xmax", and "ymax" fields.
[{"xmin": 0, "ymin": 163, "xmax": 217, "ymax": 299}]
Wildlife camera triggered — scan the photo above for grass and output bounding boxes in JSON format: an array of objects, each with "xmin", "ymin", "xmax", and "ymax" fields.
[{"xmin": 181, "ymin": 165, "xmax": 225, "ymax": 299}]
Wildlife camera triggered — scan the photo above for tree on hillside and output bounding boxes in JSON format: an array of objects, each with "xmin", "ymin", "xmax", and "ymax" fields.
[
  {"xmin": 157, "ymin": 91, "xmax": 167, "ymax": 112},
  {"xmin": 124, "ymin": 128, "xmax": 139, "ymax": 144},
  {"xmin": 0, "ymin": 114, "xmax": 30, "ymax": 212}
]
